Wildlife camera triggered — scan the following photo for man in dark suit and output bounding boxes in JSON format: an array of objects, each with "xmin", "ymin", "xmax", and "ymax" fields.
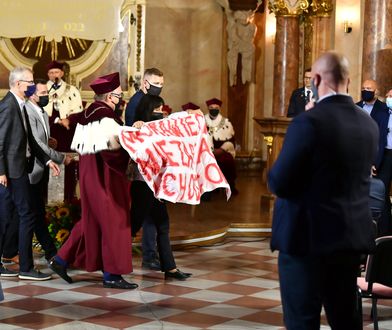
[
  {"xmin": 268, "ymin": 52, "xmax": 378, "ymax": 329},
  {"xmin": 286, "ymin": 68, "xmax": 312, "ymax": 118},
  {"xmin": 0, "ymin": 67, "xmax": 60, "ymax": 280},
  {"xmin": 356, "ymin": 79, "xmax": 391, "ymax": 235}
]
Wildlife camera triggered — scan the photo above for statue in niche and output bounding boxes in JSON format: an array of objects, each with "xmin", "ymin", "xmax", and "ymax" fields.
[{"xmin": 226, "ymin": 10, "xmax": 256, "ymax": 86}]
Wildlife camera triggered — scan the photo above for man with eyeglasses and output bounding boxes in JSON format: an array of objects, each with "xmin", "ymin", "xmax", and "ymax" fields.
[
  {"xmin": 2, "ymin": 80, "xmax": 74, "ymax": 267},
  {"xmin": 0, "ymin": 67, "xmax": 60, "ymax": 280},
  {"xmin": 125, "ymin": 67, "xmax": 164, "ymax": 271},
  {"xmin": 287, "ymin": 68, "xmax": 313, "ymax": 118},
  {"xmin": 44, "ymin": 60, "xmax": 83, "ymax": 201},
  {"xmin": 50, "ymin": 72, "xmax": 138, "ymax": 290}
]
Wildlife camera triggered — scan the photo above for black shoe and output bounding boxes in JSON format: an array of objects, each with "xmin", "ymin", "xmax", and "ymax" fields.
[
  {"xmin": 165, "ymin": 269, "xmax": 192, "ymax": 281},
  {"xmin": 19, "ymin": 269, "xmax": 51, "ymax": 281},
  {"xmin": 49, "ymin": 258, "xmax": 72, "ymax": 283},
  {"xmin": 142, "ymin": 259, "xmax": 161, "ymax": 271},
  {"xmin": 103, "ymin": 278, "xmax": 138, "ymax": 289},
  {"xmin": 0, "ymin": 265, "xmax": 19, "ymax": 277}
]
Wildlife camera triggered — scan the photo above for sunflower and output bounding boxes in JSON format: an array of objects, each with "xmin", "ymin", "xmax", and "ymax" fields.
[
  {"xmin": 55, "ymin": 207, "xmax": 70, "ymax": 219},
  {"xmin": 55, "ymin": 229, "xmax": 70, "ymax": 243}
]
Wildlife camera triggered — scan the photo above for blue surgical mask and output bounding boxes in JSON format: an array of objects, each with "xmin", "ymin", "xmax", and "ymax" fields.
[
  {"xmin": 24, "ymin": 84, "xmax": 36, "ymax": 97},
  {"xmin": 386, "ymin": 97, "xmax": 392, "ymax": 109}
]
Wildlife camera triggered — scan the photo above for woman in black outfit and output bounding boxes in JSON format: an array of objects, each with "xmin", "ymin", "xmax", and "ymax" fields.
[{"xmin": 131, "ymin": 94, "xmax": 191, "ymax": 280}]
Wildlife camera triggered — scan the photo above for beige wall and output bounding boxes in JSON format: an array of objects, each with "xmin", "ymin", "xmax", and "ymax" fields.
[
  {"xmin": 333, "ymin": 0, "xmax": 364, "ymax": 102},
  {"xmin": 144, "ymin": 0, "xmax": 223, "ymax": 113}
]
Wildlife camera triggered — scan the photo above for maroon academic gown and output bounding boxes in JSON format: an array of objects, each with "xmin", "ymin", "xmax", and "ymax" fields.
[
  {"xmin": 49, "ymin": 107, "xmax": 79, "ymax": 201},
  {"xmin": 213, "ymin": 138, "xmax": 237, "ymax": 190},
  {"xmin": 57, "ymin": 101, "xmax": 132, "ymax": 275}
]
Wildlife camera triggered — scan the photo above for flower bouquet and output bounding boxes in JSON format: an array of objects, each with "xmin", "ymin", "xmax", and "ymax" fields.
[{"xmin": 45, "ymin": 199, "xmax": 81, "ymax": 249}]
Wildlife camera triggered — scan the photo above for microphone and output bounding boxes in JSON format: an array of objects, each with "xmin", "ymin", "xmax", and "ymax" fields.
[{"xmin": 48, "ymin": 77, "xmax": 59, "ymax": 93}]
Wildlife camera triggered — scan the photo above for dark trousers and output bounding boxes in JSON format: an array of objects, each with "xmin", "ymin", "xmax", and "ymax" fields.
[
  {"xmin": 131, "ymin": 181, "xmax": 176, "ymax": 271},
  {"xmin": 2, "ymin": 206, "xmax": 19, "ymax": 259},
  {"xmin": 4, "ymin": 174, "xmax": 36, "ymax": 272},
  {"xmin": 377, "ymin": 149, "xmax": 392, "ymax": 236},
  {"xmin": 130, "ymin": 183, "xmax": 158, "ymax": 262},
  {"xmin": 30, "ymin": 170, "xmax": 57, "ymax": 260},
  {"xmin": 278, "ymin": 252, "xmax": 362, "ymax": 330},
  {"xmin": 2, "ymin": 171, "xmax": 57, "ymax": 261}
]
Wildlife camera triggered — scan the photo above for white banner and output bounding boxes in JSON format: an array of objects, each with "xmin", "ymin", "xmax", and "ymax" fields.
[{"xmin": 119, "ymin": 112, "xmax": 231, "ymax": 205}]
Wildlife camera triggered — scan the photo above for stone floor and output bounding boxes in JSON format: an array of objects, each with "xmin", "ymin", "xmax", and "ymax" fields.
[
  {"xmin": 2, "ymin": 169, "xmax": 391, "ymax": 329},
  {"xmin": 0, "ymin": 238, "xmax": 391, "ymax": 329}
]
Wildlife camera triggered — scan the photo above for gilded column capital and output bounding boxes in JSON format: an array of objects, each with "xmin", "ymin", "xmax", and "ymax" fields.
[
  {"xmin": 310, "ymin": 0, "xmax": 333, "ymax": 17},
  {"xmin": 268, "ymin": 0, "xmax": 310, "ymax": 17}
]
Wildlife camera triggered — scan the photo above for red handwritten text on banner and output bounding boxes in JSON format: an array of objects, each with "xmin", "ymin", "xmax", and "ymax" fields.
[{"xmin": 119, "ymin": 112, "xmax": 231, "ymax": 204}]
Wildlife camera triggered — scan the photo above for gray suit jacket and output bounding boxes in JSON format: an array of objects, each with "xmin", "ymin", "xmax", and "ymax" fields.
[
  {"xmin": 25, "ymin": 100, "xmax": 65, "ymax": 184},
  {"xmin": 0, "ymin": 92, "xmax": 50, "ymax": 178}
]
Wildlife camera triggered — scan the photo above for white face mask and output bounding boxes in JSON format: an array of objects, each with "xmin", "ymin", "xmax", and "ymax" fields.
[{"xmin": 387, "ymin": 97, "xmax": 392, "ymax": 109}]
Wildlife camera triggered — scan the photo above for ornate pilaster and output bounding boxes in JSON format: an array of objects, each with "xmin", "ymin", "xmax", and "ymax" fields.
[
  {"xmin": 310, "ymin": 0, "xmax": 333, "ymax": 17},
  {"xmin": 310, "ymin": 0, "xmax": 333, "ymax": 63},
  {"xmin": 268, "ymin": 0, "xmax": 310, "ymax": 116},
  {"xmin": 362, "ymin": 0, "xmax": 392, "ymax": 97},
  {"xmin": 268, "ymin": 0, "xmax": 310, "ymax": 16}
]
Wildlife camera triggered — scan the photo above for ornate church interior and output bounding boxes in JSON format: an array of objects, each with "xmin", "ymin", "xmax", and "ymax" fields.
[{"xmin": 0, "ymin": 0, "xmax": 391, "ymax": 329}]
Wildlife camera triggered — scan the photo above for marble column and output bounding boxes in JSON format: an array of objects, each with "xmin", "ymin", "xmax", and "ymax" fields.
[
  {"xmin": 362, "ymin": 0, "xmax": 392, "ymax": 96},
  {"xmin": 310, "ymin": 0, "xmax": 333, "ymax": 63},
  {"xmin": 268, "ymin": 0, "xmax": 309, "ymax": 117}
]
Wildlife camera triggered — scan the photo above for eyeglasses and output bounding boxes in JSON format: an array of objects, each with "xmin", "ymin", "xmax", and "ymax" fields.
[
  {"xmin": 19, "ymin": 79, "xmax": 34, "ymax": 84},
  {"xmin": 110, "ymin": 92, "xmax": 124, "ymax": 99}
]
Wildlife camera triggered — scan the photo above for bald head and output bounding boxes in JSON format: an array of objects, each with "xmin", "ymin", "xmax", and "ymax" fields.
[
  {"xmin": 362, "ymin": 79, "xmax": 377, "ymax": 92},
  {"xmin": 312, "ymin": 52, "xmax": 349, "ymax": 88}
]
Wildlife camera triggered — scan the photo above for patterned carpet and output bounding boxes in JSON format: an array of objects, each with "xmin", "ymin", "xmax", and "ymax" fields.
[{"xmin": 0, "ymin": 238, "xmax": 391, "ymax": 329}]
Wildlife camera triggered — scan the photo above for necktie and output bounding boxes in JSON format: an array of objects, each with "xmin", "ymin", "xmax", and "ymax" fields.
[
  {"xmin": 306, "ymin": 90, "xmax": 311, "ymax": 103},
  {"xmin": 22, "ymin": 106, "xmax": 31, "ymax": 157}
]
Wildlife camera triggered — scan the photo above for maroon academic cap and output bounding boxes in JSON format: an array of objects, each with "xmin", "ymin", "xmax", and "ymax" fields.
[
  {"xmin": 90, "ymin": 72, "xmax": 120, "ymax": 94},
  {"xmin": 206, "ymin": 98, "xmax": 222, "ymax": 107},
  {"xmin": 47, "ymin": 60, "xmax": 64, "ymax": 71},
  {"xmin": 162, "ymin": 104, "xmax": 172, "ymax": 114},
  {"xmin": 181, "ymin": 102, "xmax": 200, "ymax": 111}
]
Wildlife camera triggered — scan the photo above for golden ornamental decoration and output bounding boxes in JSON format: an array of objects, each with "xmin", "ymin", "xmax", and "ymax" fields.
[
  {"xmin": 310, "ymin": 0, "xmax": 333, "ymax": 17},
  {"xmin": 14, "ymin": 36, "xmax": 91, "ymax": 61},
  {"xmin": 268, "ymin": 0, "xmax": 310, "ymax": 17}
]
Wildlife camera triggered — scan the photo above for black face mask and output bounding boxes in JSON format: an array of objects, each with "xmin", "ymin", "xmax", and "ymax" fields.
[
  {"xmin": 150, "ymin": 112, "xmax": 164, "ymax": 121},
  {"xmin": 113, "ymin": 98, "xmax": 122, "ymax": 112},
  {"xmin": 209, "ymin": 109, "xmax": 219, "ymax": 118},
  {"xmin": 147, "ymin": 84, "xmax": 162, "ymax": 96},
  {"xmin": 37, "ymin": 95, "xmax": 49, "ymax": 108},
  {"xmin": 362, "ymin": 90, "xmax": 375, "ymax": 102},
  {"xmin": 114, "ymin": 109, "xmax": 123, "ymax": 118}
]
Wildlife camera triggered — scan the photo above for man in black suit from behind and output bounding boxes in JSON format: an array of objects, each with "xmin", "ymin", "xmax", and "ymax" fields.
[
  {"xmin": 356, "ymin": 79, "xmax": 391, "ymax": 235},
  {"xmin": 0, "ymin": 67, "xmax": 60, "ymax": 280},
  {"xmin": 286, "ymin": 68, "xmax": 313, "ymax": 118},
  {"xmin": 268, "ymin": 52, "xmax": 378, "ymax": 329}
]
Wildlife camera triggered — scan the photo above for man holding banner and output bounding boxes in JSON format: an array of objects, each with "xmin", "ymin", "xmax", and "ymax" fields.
[{"xmin": 50, "ymin": 72, "xmax": 138, "ymax": 290}]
